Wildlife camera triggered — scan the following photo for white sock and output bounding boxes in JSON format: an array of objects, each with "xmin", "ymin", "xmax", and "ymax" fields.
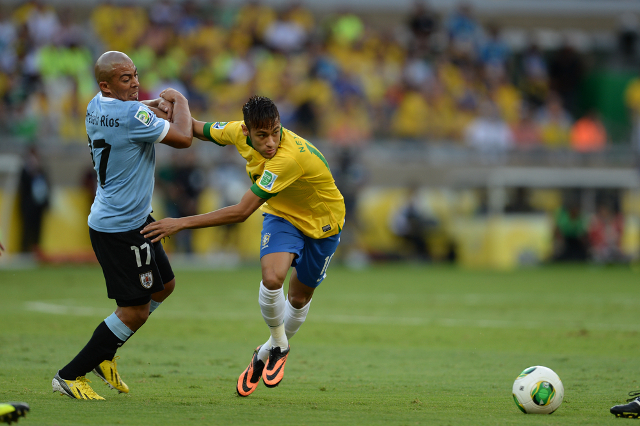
[
  {"xmin": 257, "ymin": 337, "xmax": 271, "ymax": 363},
  {"xmin": 258, "ymin": 281, "xmax": 288, "ymax": 350},
  {"xmin": 284, "ymin": 298, "xmax": 311, "ymax": 339}
]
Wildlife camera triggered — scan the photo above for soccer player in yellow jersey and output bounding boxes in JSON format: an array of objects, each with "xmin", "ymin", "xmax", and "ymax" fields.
[{"xmin": 142, "ymin": 95, "xmax": 345, "ymax": 396}]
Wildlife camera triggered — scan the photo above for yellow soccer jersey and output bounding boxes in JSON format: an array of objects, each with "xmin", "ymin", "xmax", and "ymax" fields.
[{"xmin": 204, "ymin": 121, "xmax": 345, "ymax": 239}]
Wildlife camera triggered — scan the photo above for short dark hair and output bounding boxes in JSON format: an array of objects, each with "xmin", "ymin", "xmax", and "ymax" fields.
[{"xmin": 242, "ymin": 95, "xmax": 280, "ymax": 131}]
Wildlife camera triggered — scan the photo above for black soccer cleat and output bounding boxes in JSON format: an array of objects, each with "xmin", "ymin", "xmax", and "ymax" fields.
[
  {"xmin": 262, "ymin": 345, "xmax": 290, "ymax": 388},
  {"xmin": 236, "ymin": 346, "xmax": 266, "ymax": 397},
  {"xmin": 611, "ymin": 391, "xmax": 640, "ymax": 418}
]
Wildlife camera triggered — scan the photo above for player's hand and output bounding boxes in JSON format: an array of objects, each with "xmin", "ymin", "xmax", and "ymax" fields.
[
  {"xmin": 158, "ymin": 98, "xmax": 174, "ymax": 122},
  {"xmin": 141, "ymin": 218, "xmax": 183, "ymax": 243},
  {"xmin": 159, "ymin": 88, "xmax": 184, "ymax": 104}
]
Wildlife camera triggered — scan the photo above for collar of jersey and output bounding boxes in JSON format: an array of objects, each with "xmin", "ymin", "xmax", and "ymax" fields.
[
  {"xmin": 99, "ymin": 93, "xmax": 116, "ymax": 102},
  {"xmin": 246, "ymin": 127, "xmax": 284, "ymax": 150}
]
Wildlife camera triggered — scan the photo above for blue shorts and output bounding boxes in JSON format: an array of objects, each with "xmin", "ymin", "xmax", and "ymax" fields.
[{"xmin": 260, "ymin": 213, "xmax": 340, "ymax": 288}]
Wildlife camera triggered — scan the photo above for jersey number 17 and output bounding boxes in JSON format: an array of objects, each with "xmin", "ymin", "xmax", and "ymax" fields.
[{"xmin": 87, "ymin": 135, "xmax": 112, "ymax": 188}]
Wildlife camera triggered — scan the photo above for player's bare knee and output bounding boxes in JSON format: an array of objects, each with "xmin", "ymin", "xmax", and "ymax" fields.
[
  {"xmin": 288, "ymin": 294, "xmax": 311, "ymax": 309},
  {"xmin": 262, "ymin": 272, "xmax": 286, "ymax": 290},
  {"xmin": 117, "ymin": 306, "xmax": 150, "ymax": 331}
]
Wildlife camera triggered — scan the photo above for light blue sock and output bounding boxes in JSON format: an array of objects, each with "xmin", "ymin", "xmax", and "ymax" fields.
[
  {"xmin": 104, "ymin": 312, "xmax": 134, "ymax": 342},
  {"xmin": 149, "ymin": 300, "xmax": 162, "ymax": 314}
]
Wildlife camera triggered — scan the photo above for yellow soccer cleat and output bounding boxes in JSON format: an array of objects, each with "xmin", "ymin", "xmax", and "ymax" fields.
[
  {"xmin": 92, "ymin": 356, "xmax": 129, "ymax": 393},
  {"xmin": 0, "ymin": 402, "xmax": 29, "ymax": 424},
  {"xmin": 52, "ymin": 373, "xmax": 105, "ymax": 400}
]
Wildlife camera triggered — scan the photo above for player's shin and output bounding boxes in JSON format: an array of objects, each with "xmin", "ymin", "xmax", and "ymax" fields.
[
  {"xmin": 58, "ymin": 313, "xmax": 132, "ymax": 380},
  {"xmin": 284, "ymin": 298, "xmax": 311, "ymax": 339},
  {"xmin": 258, "ymin": 281, "xmax": 288, "ymax": 350}
]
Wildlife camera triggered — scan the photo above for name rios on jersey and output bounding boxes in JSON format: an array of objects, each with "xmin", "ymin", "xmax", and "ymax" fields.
[{"xmin": 86, "ymin": 111, "xmax": 120, "ymax": 127}]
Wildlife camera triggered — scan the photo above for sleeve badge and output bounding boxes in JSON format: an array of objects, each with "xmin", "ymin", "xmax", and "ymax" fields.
[
  {"xmin": 258, "ymin": 170, "xmax": 278, "ymax": 191},
  {"xmin": 134, "ymin": 106, "xmax": 153, "ymax": 126}
]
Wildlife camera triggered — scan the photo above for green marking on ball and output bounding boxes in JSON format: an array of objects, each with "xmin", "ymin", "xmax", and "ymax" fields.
[
  {"xmin": 513, "ymin": 394, "xmax": 527, "ymax": 413},
  {"xmin": 531, "ymin": 381, "xmax": 555, "ymax": 406}
]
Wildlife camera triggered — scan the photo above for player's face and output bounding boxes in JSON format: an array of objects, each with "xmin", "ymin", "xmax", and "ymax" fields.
[
  {"xmin": 104, "ymin": 61, "xmax": 139, "ymax": 102},
  {"xmin": 246, "ymin": 121, "xmax": 281, "ymax": 159}
]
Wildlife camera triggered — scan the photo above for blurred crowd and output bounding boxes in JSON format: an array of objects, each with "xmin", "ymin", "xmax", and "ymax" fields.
[{"xmin": 0, "ymin": 0, "xmax": 630, "ymax": 150}]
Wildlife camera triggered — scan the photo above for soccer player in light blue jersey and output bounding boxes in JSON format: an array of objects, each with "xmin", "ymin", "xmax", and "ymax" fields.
[{"xmin": 52, "ymin": 51, "xmax": 193, "ymax": 400}]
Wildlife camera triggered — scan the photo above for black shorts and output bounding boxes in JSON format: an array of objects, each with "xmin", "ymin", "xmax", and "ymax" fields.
[{"xmin": 90, "ymin": 215, "xmax": 174, "ymax": 306}]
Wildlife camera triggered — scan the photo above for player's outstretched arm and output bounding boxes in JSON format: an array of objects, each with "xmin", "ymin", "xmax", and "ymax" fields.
[
  {"xmin": 141, "ymin": 189, "xmax": 266, "ymax": 243},
  {"xmin": 192, "ymin": 119, "xmax": 208, "ymax": 141},
  {"xmin": 158, "ymin": 88, "xmax": 193, "ymax": 149}
]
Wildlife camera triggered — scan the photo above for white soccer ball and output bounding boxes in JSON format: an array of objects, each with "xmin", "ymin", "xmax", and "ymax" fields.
[{"xmin": 512, "ymin": 366, "xmax": 564, "ymax": 414}]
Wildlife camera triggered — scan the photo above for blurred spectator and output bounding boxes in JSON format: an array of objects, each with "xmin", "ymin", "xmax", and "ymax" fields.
[
  {"xmin": 18, "ymin": 146, "xmax": 50, "ymax": 253},
  {"xmin": 327, "ymin": 94, "xmax": 372, "ymax": 146},
  {"xmin": 389, "ymin": 183, "xmax": 437, "ymax": 261},
  {"xmin": 552, "ymin": 198, "xmax": 589, "ymax": 262},
  {"xmin": 519, "ymin": 41, "xmax": 548, "ymax": 108},
  {"xmin": 331, "ymin": 11, "xmax": 364, "ymax": 47},
  {"xmin": 209, "ymin": 149, "xmax": 246, "ymax": 255},
  {"xmin": 465, "ymin": 100, "xmax": 513, "ymax": 152},
  {"xmin": 235, "ymin": 0, "xmax": 276, "ymax": 47},
  {"xmin": 511, "ymin": 104, "xmax": 542, "ymax": 149},
  {"xmin": 25, "ymin": 1, "xmax": 60, "ymax": 48},
  {"xmin": 570, "ymin": 110, "xmax": 607, "ymax": 152},
  {"xmin": 149, "ymin": 0, "xmax": 180, "ymax": 27},
  {"xmin": 263, "ymin": 9, "xmax": 308, "ymax": 54},
  {"xmin": 407, "ymin": 0, "xmax": 438, "ymax": 54},
  {"xmin": 445, "ymin": 3, "xmax": 481, "ymax": 63},
  {"xmin": 538, "ymin": 93, "xmax": 572, "ymax": 148},
  {"xmin": 589, "ymin": 203, "xmax": 627, "ymax": 264},
  {"xmin": 478, "ymin": 24, "xmax": 510, "ymax": 81},
  {"xmin": 176, "ymin": 1, "xmax": 202, "ymax": 36},
  {"xmin": 392, "ymin": 89, "xmax": 430, "ymax": 140},
  {"xmin": 548, "ymin": 40, "xmax": 584, "ymax": 116},
  {"xmin": 157, "ymin": 151, "xmax": 205, "ymax": 253},
  {"xmin": 617, "ymin": 13, "xmax": 639, "ymax": 64},
  {"xmin": 0, "ymin": 8, "xmax": 17, "ymax": 73},
  {"xmin": 505, "ymin": 187, "xmax": 537, "ymax": 213},
  {"xmin": 91, "ymin": 2, "xmax": 148, "ymax": 53},
  {"xmin": 333, "ymin": 148, "xmax": 368, "ymax": 265}
]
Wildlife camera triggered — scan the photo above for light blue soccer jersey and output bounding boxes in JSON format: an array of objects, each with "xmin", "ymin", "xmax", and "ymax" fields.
[{"xmin": 86, "ymin": 93, "xmax": 170, "ymax": 232}]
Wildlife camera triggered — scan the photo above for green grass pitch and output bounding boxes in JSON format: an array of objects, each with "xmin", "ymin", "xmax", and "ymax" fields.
[{"xmin": 0, "ymin": 263, "xmax": 638, "ymax": 425}]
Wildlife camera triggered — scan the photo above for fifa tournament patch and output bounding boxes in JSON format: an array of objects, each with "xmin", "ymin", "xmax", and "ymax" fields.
[
  {"xmin": 134, "ymin": 106, "xmax": 153, "ymax": 126},
  {"xmin": 258, "ymin": 170, "xmax": 278, "ymax": 191},
  {"xmin": 213, "ymin": 121, "xmax": 228, "ymax": 129},
  {"xmin": 139, "ymin": 271, "xmax": 153, "ymax": 289},
  {"xmin": 322, "ymin": 224, "xmax": 331, "ymax": 232}
]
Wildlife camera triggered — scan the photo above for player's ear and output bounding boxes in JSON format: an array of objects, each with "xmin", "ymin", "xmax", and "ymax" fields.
[
  {"xmin": 99, "ymin": 81, "xmax": 111, "ymax": 96},
  {"xmin": 241, "ymin": 124, "xmax": 249, "ymax": 137}
]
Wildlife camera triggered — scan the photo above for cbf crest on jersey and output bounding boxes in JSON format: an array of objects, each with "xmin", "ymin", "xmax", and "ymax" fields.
[
  {"xmin": 134, "ymin": 106, "xmax": 153, "ymax": 126},
  {"xmin": 139, "ymin": 271, "xmax": 153, "ymax": 289}
]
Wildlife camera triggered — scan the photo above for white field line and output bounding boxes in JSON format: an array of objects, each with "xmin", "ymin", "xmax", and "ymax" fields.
[{"xmin": 24, "ymin": 301, "xmax": 640, "ymax": 332}]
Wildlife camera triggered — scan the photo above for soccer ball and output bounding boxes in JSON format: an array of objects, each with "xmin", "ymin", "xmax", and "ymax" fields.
[{"xmin": 512, "ymin": 366, "xmax": 564, "ymax": 414}]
